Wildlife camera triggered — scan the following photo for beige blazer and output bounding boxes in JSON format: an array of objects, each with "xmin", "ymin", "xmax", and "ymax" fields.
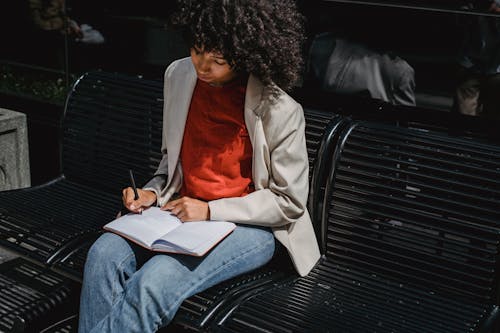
[{"xmin": 143, "ymin": 57, "xmax": 320, "ymax": 276}]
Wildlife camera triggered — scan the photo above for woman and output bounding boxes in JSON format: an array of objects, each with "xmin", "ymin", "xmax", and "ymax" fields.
[{"xmin": 79, "ymin": 0, "xmax": 320, "ymax": 331}]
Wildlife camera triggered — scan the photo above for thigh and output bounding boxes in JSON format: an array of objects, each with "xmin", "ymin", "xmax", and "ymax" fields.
[
  {"xmin": 184, "ymin": 224, "xmax": 276, "ymax": 289},
  {"xmin": 85, "ymin": 232, "xmax": 154, "ymax": 272},
  {"xmin": 110, "ymin": 225, "xmax": 275, "ymax": 329},
  {"xmin": 128, "ymin": 224, "xmax": 275, "ymax": 300}
]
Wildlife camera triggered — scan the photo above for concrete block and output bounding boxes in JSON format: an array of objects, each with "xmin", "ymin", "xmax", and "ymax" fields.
[{"xmin": 0, "ymin": 108, "xmax": 31, "ymax": 191}]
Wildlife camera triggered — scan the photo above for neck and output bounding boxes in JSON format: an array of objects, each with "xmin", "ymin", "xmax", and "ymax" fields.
[
  {"xmin": 209, "ymin": 81, "xmax": 225, "ymax": 87},
  {"xmin": 210, "ymin": 73, "xmax": 248, "ymax": 87}
]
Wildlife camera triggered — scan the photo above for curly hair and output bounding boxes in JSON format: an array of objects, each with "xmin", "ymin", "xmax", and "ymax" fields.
[{"xmin": 170, "ymin": 0, "xmax": 305, "ymax": 94}]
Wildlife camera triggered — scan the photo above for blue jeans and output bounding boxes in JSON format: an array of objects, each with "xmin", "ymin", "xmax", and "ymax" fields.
[{"xmin": 78, "ymin": 225, "xmax": 275, "ymax": 332}]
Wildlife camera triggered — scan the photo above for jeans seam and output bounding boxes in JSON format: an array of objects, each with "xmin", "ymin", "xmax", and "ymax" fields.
[
  {"xmin": 111, "ymin": 252, "xmax": 136, "ymax": 306},
  {"xmin": 156, "ymin": 236, "xmax": 275, "ymax": 327}
]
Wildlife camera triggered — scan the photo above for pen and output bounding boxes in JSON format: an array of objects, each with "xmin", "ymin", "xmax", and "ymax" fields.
[{"xmin": 129, "ymin": 169, "xmax": 142, "ymax": 214}]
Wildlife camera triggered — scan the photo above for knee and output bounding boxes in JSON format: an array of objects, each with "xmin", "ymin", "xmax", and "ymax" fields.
[
  {"xmin": 235, "ymin": 226, "xmax": 275, "ymax": 248},
  {"xmin": 231, "ymin": 226, "xmax": 275, "ymax": 261},
  {"xmin": 253, "ymin": 228, "xmax": 275, "ymax": 262},
  {"xmin": 85, "ymin": 233, "xmax": 130, "ymax": 267},
  {"xmin": 124, "ymin": 257, "xmax": 186, "ymax": 315}
]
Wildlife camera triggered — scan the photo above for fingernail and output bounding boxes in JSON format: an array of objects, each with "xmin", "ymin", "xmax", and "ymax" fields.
[{"xmin": 130, "ymin": 204, "xmax": 135, "ymax": 210}]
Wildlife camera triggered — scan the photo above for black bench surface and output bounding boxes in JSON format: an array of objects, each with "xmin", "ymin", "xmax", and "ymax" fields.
[
  {"xmin": 210, "ymin": 120, "xmax": 500, "ymax": 333},
  {"xmin": 0, "ymin": 71, "xmax": 164, "ymax": 266},
  {"xmin": 0, "ymin": 257, "xmax": 78, "ymax": 333}
]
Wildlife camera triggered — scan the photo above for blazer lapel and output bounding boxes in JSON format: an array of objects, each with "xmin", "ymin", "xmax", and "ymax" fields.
[
  {"xmin": 244, "ymin": 75, "xmax": 265, "ymax": 145},
  {"xmin": 164, "ymin": 66, "xmax": 264, "ymax": 188}
]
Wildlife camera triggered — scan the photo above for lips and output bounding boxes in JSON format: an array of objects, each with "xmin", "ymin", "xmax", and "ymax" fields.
[{"xmin": 197, "ymin": 73, "xmax": 211, "ymax": 81}]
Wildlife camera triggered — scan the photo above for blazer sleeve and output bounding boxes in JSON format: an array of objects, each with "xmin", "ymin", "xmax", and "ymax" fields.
[
  {"xmin": 208, "ymin": 99, "xmax": 309, "ymax": 227},
  {"xmin": 141, "ymin": 64, "xmax": 174, "ymax": 199}
]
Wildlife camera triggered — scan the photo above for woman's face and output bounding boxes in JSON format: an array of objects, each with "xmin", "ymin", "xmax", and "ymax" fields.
[{"xmin": 190, "ymin": 47, "xmax": 237, "ymax": 86}]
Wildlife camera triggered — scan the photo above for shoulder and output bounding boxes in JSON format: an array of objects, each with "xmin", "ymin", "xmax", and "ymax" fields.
[
  {"xmin": 259, "ymin": 87, "xmax": 305, "ymax": 147},
  {"xmin": 261, "ymin": 86, "xmax": 303, "ymax": 123},
  {"xmin": 247, "ymin": 75, "xmax": 303, "ymax": 124},
  {"xmin": 164, "ymin": 57, "xmax": 194, "ymax": 81}
]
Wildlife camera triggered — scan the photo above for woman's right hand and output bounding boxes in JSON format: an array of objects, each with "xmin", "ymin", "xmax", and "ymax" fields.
[{"xmin": 122, "ymin": 188, "xmax": 157, "ymax": 213}]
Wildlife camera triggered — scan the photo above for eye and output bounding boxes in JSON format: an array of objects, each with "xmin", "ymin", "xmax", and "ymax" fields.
[{"xmin": 214, "ymin": 59, "xmax": 227, "ymax": 66}]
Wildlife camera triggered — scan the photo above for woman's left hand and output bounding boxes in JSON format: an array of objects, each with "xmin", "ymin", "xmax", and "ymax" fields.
[{"xmin": 161, "ymin": 196, "xmax": 210, "ymax": 222}]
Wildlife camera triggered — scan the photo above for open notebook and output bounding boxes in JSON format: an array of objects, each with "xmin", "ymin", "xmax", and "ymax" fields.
[{"xmin": 103, "ymin": 207, "xmax": 236, "ymax": 256}]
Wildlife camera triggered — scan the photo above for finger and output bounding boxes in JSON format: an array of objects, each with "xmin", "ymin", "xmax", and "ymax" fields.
[
  {"xmin": 168, "ymin": 198, "xmax": 182, "ymax": 206},
  {"xmin": 127, "ymin": 190, "xmax": 145, "ymax": 211},
  {"xmin": 176, "ymin": 211, "xmax": 187, "ymax": 222},
  {"xmin": 129, "ymin": 200, "xmax": 144, "ymax": 211},
  {"xmin": 161, "ymin": 196, "xmax": 189, "ymax": 211},
  {"xmin": 122, "ymin": 187, "xmax": 131, "ymax": 202},
  {"xmin": 123, "ymin": 188, "xmax": 135, "ymax": 204},
  {"xmin": 128, "ymin": 203, "xmax": 142, "ymax": 213},
  {"xmin": 170, "ymin": 206, "xmax": 182, "ymax": 216},
  {"xmin": 122, "ymin": 189, "xmax": 127, "ymax": 207},
  {"xmin": 139, "ymin": 191, "xmax": 156, "ymax": 207},
  {"xmin": 123, "ymin": 189, "xmax": 136, "ymax": 210},
  {"xmin": 161, "ymin": 201, "xmax": 177, "ymax": 211}
]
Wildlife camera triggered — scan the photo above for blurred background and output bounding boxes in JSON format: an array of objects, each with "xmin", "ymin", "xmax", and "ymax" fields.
[{"xmin": 1, "ymin": 0, "xmax": 499, "ymax": 186}]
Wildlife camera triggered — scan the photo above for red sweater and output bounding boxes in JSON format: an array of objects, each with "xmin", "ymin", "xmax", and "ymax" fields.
[{"xmin": 180, "ymin": 77, "xmax": 254, "ymax": 201}]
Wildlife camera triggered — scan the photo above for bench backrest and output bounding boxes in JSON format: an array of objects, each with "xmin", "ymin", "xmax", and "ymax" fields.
[
  {"xmin": 323, "ymin": 120, "xmax": 500, "ymax": 303},
  {"xmin": 61, "ymin": 71, "xmax": 164, "ymax": 195},
  {"xmin": 303, "ymin": 109, "xmax": 344, "ymax": 240}
]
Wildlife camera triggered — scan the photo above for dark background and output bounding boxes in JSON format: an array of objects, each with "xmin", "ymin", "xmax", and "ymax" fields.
[{"xmin": 0, "ymin": 0, "xmax": 498, "ymax": 185}]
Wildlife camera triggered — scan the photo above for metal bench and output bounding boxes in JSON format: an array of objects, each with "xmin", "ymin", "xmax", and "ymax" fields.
[
  {"xmin": 4, "ymin": 69, "xmax": 499, "ymax": 332},
  {"xmin": 0, "ymin": 71, "xmax": 344, "ymax": 331},
  {"xmin": 0, "ymin": 71, "xmax": 164, "ymax": 332},
  {"xmin": 0, "ymin": 71, "xmax": 164, "ymax": 265},
  {"xmin": 208, "ymin": 118, "xmax": 500, "ymax": 332},
  {"xmin": 0, "ymin": 257, "xmax": 78, "ymax": 333}
]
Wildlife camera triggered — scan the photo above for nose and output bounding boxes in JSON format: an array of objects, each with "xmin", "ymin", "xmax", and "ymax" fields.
[{"xmin": 196, "ymin": 54, "xmax": 211, "ymax": 74}]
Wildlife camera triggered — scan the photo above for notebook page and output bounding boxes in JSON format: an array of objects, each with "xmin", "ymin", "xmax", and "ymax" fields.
[
  {"xmin": 104, "ymin": 207, "xmax": 182, "ymax": 247},
  {"xmin": 152, "ymin": 221, "xmax": 235, "ymax": 255}
]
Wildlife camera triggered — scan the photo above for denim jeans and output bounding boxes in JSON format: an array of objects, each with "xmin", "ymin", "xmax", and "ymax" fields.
[{"xmin": 78, "ymin": 224, "xmax": 275, "ymax": 332}]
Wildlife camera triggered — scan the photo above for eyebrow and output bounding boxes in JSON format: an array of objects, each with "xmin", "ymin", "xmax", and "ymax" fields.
[{"xmin": 192, "ymin": 46, "xmax": 226, "ymax": 60}]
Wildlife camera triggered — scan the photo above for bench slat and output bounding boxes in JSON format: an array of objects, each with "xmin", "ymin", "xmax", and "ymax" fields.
[
  {"xmin": 214, "ymin": 119, "xmax": 500, "ymax": 332},
  {"xmin": 0, "ymin": 258, "xmax": 78, "ymax": 332},
  {"xmin": 0, "ymin": 71, "xmax": 164, "ymax": 266}
]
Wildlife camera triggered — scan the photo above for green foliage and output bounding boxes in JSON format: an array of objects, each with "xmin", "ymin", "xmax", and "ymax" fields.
[{"xmin": 0, "ymin": 64, "xmax": 76, "ymax": 105}]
